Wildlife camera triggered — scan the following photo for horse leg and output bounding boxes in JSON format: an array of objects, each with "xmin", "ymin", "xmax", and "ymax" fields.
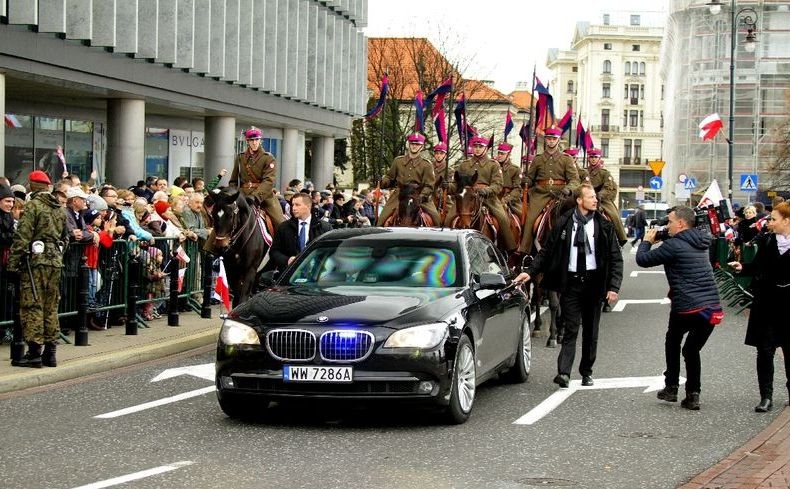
[
  {"xmin": 547, "ymin": 291, "xmax": 561, "ymax": 348},
  {"xmin": 531, "ymin": 282, "xmax": 543, "ymax": 335}
]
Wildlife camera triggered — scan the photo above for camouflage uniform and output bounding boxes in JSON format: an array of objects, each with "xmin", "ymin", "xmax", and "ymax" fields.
[
  {"xmin": 7, "ymin": 191, "xmax": 66, "ymax": 346},
  {"xmin": 500, "ymin": 159, "xmax": 523, "ymax": 218},
  {"xmin": 519, "ymin": 149, "xmax": 580, "ymax": 253},
  {"xmin": 588, "ymin": 165, "xmax": 627, "ymax": 244},
  {"xmin": 378, "ymin": 154, "xmax": 440, "ymax": 226},
  {"xmin": 446, "ymin": 155, "xmax": 517, "ymax": 251},
  {"xmin": 229, "ymin": 148, "xmax": 285, "ymax": 227}
]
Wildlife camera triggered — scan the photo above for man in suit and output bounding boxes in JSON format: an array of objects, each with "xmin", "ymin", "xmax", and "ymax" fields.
[
  {"xmin": 269, "ymin": 193, "xmax": 332, "ymax": 272},
  {"xmin": 514, "ymin": 183, "xmax": 623, "ymax": 388}
]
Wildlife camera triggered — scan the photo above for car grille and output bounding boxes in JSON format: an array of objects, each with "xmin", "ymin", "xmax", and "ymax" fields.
[
  {"xmin": 266, "ymin": 329, "xmax": 316, "ymax": 361},
  {"xmin": 319, "ymin": 331, "xmax": 374, "ymax": 362},
  {"xmin": 232, "ymin": 377, "xmax": 422, "ymax": 395}
]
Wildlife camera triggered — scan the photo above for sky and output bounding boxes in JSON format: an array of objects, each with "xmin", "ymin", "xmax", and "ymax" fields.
[{"xmin": 363, "ymin": 0, "xmax": 667, "ymax": 94}]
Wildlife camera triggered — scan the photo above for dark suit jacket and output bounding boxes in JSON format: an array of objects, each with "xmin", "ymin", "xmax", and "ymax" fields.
[{"xmin": 269, "ymin": 217, "xmax": 332, "ymax": 272}]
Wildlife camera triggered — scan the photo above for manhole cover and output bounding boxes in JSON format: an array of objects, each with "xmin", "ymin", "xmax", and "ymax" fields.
[{"xmin": 516, "ymin": 478, "xmax": 577, "ymax": 487}]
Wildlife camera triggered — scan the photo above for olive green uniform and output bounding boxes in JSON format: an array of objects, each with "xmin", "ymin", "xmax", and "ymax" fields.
[
  {"xmin": 588, "ymin": 165, "xmax": 627, "ymax": 244},
  {"xmin": 519, "ymin": 149, "xmax": 580, "ymax": 253},
  {"xmin": 500, "ymin": 159, "xmax": 523, "ymax": 218},
  {"xmin": 229, "ymin": 148, "xmax": 285, "ymax": 226},
  {"xmin": 7, "ymin": 192, "xmax": 67, "ymax": 345},
  {"xmin": 378, "ymin": 154, "xmax": 440, "ymax": 226},
  {"xmin": 446, "ymin": 155, "xmax": 517, "ymax": 251},
  {"xmin": 433, "ymin": 159, "xmax": 454, "ymax": 219}
]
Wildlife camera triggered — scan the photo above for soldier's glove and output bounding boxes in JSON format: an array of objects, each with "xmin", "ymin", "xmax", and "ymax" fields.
[
  {"xmin": 476, "ymin": 188, "xmax": 489, "ymax": 198},
  {"xmin": 561, "ymin": 187, "xmax": 572, "ymax": 197}
]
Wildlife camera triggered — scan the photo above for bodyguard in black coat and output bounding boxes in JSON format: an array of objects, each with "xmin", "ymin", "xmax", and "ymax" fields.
[{"xmin": 269, "ymin": 193, "xmax": 332, "ymax": 273}]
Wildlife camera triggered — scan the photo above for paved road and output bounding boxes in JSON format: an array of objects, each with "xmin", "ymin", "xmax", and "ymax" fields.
[{"xmin": 0, "ymin": 248, "xmax": 783, "ymax": 489}]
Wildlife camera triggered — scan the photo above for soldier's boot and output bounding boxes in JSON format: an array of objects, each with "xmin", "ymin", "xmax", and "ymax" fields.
[
  {"xmin": 42, "ymin": 342, "xmax": 57, "ymax": 368},
  {"xmin": 11, "ymin": 342, "xmax": 43, "ymax": 368}
]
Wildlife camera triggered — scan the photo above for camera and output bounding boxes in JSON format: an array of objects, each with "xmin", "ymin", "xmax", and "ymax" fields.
[{"xmin": 650, "ymin": 216, "xmax": 671, "ymax": 241}]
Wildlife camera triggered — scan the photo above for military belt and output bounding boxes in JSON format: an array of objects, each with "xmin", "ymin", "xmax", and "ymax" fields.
[{"xmin": 536, "ymin": 179, "xmax": 566, "ymax": 186}]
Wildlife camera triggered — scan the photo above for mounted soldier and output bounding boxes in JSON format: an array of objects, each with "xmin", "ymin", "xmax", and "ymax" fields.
[
  {"xmin": 495, "ymin": 142, "xmax": 523, "ymax": 219},
  {"xmin": 432, "ymin": 142, "xmax": 454, "ymax": 222},
  {"xmin": 585, "ymin": 148, "xmax": 628, "ymax": 246}
]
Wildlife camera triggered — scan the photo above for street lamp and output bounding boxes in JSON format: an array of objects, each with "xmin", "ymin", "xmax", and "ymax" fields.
[{"xmin": 706, "ymin": 0, "xmax": 758, "ymax": 202}]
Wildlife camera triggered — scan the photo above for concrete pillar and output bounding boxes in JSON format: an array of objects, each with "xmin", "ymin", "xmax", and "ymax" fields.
[
  {"xmin": 281, "ymin": 128, "xmax": 300, "ymax": 191},
  {"xmin": 204, "ymin": 116, "xmax": 236, "ymax": 187},
  {"xmin": 106, "ymin": 99, "xmax": 145, "ymax": 188},
  {"xmin": 0, "ymin": 72, "xmax": 5, "ymax": 176},
  {"xmin": 311, "ymin": 136, "xmax": 335, "ymax": 190}
]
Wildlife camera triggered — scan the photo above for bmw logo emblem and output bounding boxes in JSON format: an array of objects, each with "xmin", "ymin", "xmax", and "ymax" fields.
[{"xmin": 317, "ymin": 316, "xmax": 329, "ymax": 323}]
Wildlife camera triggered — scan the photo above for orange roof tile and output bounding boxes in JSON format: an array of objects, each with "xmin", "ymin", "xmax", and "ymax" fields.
[{"xmin": 508, "ymin": 90, "xmax": 536, "ymax": 111}]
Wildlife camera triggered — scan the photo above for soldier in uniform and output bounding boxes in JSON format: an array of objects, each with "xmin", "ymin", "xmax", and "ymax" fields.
[
  {"xmin": 432, "ymin": 142, "xmax": 453, "ymax": 221},
  {"xmin": 377, "ymin": 133, "xmax": 440, "ymax": 226},
  {"xmin": 8, "ymin": 170, "xmax": 67, "ymax": 368},
  {"xmin": 586, "ymin": 149, "xmax": 627, "ymax": 246},
  {"xmin": 495, "ymin": 142, "xmax": 523, "ymax": 218},
  {"xmin": 228, "ymin": 127, "xmax": 285, "ymax": 227},
  {"xmin": 519, "ymin": 127, "xmax": 580, "ymax": 254},
  {"xmin": 565, "ymin": 148, "xmax": 588, "ymax": 183},
  {"xmin": 445, "ymin": 136, "xmax": 517, "ymax": 252}
]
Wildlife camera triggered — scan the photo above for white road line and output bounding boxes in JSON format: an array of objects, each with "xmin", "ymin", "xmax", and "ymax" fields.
[
  {"xmin": 94, "ymin": 386, "xmax": 215, "ymax": 419},
  {"xmin": 629, "ymin": 270, "xmax": 665, "ymax": 278},
  {"xmin": 513, "ymin": 388, "xmax": 575, "ymax": 425},
  {"xmin": 70, "ymin": 461, "xmax": 194, "ymax": 489},
  {"xmin": 612, "ymin": 297, "xmax": 671, "ymax": 312}
]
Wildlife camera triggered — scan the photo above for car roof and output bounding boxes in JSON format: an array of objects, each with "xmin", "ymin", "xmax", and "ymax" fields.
[{"xmin": 315, "ymin": 227, "xmax": 476, "ymax": 245}]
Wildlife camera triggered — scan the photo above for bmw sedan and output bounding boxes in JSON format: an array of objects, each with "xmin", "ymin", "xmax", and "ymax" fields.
[{"xmin": 215, "ymin": 228, "xmax": 532, "ymax": 424}]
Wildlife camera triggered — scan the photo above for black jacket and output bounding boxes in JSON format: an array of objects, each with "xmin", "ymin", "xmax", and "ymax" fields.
[
  {"xmin": 527, "ymin": 209, "xmax": 623, "ymax": 298},
  {"xmin": 636, "ymin": 227, "xmax": 720, "ymax": 313},
  {"xmin": 269, "ymin": 217, "xmax": 332, "ymax": 272}
]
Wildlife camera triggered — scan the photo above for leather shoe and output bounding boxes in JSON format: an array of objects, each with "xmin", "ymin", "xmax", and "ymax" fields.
[
  {"xmin": 754, "ymin": 398, "xmax": 772, "ymax": 413},
  {"xmin": 581, "ymin": 375, "xmax": 594, "ymax": 386},
  {"xmin": 553, "ymin": 374, "xmax": 570, "ymax": 388}
]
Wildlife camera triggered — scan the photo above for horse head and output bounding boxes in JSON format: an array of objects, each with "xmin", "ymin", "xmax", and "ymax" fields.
[
  {"xmin": 452, "ymin": 171, "xmax": 481, "ymax": 229},
  {"xmin": 211, "ymin": 187, "xmax": 250, "ymax": 251},
  {"xmin": 396, "ymin": 182, "xmax": 422, "ymax": 226}
]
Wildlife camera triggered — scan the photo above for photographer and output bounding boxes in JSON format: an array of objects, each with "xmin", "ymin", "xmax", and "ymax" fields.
[{"xmin": 635, "ymin": 205, "xmax": 722, "ymax": 410}]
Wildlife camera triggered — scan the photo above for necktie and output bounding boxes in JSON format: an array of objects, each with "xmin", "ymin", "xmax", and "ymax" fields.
[
  {"xmin": 576, "ymin": 223, "xmax": 587, "ymax": 273},
  {"xmin": 298, "ymin": 221, "xmax": 307, "ymax": 251}
]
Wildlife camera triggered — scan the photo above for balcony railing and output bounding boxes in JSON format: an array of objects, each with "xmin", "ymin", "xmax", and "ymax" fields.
[
  {"xmin": 620, "ymin": 157, "xmax": 631, "ymax": 164},
  {"xmin": 629, "ymin": 97, "xmax": 639, "ymax": 105},
  {"xmin": 589, "ymin": 125, "xmax": 619, "ymax": 133}
]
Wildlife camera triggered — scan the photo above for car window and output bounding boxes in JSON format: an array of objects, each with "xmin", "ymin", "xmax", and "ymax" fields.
[
  {"xmin": 287, "ymin": 244, "xmax": 459, "ymax": 287},
  {"xmin": 467, "ymin": 236, "xmax": 500, "ymax": 278}
]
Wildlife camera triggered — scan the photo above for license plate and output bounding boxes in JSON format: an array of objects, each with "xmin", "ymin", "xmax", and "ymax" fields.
[{"xmin": 283, "ymin": 365, "xmax": 353, "ymax": 383}]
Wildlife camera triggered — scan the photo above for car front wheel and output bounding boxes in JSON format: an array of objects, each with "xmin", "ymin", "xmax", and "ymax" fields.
[
  {"xmin": 443, "ymin": 334, "xmax": 476, "ymax": 424},
  {"xmin": 503, "ymin": 313, "xmax": 531, "ymax": 383}
]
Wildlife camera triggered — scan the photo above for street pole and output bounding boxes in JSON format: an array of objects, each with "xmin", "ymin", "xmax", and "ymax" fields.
[{"xmin": 727, "ymin": 0, "xmax": 736, "ymax": 202}]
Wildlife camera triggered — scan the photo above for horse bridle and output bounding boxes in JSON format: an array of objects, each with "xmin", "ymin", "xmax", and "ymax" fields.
[
  {"xmin": 214, "ymin": 201, "xmax": 258, "ymax": 253},
  {"xmin": 457, "ymin": 186, "xmax": 485, "ymax": 225}
]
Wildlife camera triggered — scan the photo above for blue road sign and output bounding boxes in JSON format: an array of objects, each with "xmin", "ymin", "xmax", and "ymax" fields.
[
  {"xmin": 684, "ymin": 177, "xmax": 697, "ymax": 190},
  {"xmin": 740, "ymin": 174, "xmax": 758, "ymax": 192},
  {"xmin": 649, "ymin": 176, "xmax": 663, "ymax": 190}
]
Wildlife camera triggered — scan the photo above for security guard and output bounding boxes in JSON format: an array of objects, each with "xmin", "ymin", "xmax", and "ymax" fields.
[
  {"xmin": 446, "ymin": 136, "xmax": 517, "ymax": 252},
  {"xmin": 228, "ymin": 127, "xmax": 285, "ymax": 227},
  {"xmin": 432, "ymin": 142, "xmax": 453, "ymax": 220},
  {"xmin": 586, "ymin": 149, "xmax": 627, "ymax": 246},
  {"xmin": 8, "ymin": 170, "xmax": 67, "ymax": 368},
  {"xmin": 495, "ymin": 142, "xmax": 523, "ymax": 218},
  {"xmin": 378, "ymin": 133, "xmax": 440, "ymax": 226},
  {"xmin": 519, "ymin": 127, "xmax": 580, "ymax": 254}
]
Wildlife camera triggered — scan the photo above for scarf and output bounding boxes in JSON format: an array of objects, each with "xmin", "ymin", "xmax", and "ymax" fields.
[
  {"xmin": 573, "ymin": 207, "xmax": 594, "ymax": 255},
  {"xmin": 777, "ymin": 234, "xmax": 790, "ymax": 255}
]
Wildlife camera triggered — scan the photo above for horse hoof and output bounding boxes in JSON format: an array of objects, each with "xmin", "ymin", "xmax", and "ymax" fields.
[{"xmin": 546, "ymin": 339, "xmax": 557, "ymax": 348}]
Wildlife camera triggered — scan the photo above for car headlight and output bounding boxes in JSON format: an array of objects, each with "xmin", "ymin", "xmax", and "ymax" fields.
[
  {"xmin": 219, "ymin": 319, "xmax": 260, "ymax": 345},
  {"xmin": 383, "ymin": 323, "xmax": 448, "ymax": 349}
]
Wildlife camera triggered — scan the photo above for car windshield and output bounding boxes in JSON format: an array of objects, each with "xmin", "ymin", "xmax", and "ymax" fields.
[{"xmin": 286, "ymin": 243, "xmax": 459, "ymax": 287}]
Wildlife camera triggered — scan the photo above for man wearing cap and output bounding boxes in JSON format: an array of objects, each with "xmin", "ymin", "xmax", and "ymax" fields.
[
  {"xmin": 377, "ymin": 133, "xmax": 439, "ymax": 226},
  {"xmin": 446, "ymin": 137, "xmax": 517, "ymax": 252},
  {"xmin": 432, "ymin": 142, "xmax": 453, "ymax": 219},
  {"xmin": 565, "ymin": 148, "xmax": 588, "ymax": 183},
  {"xmin": 228, "ymin": 127, "xmax": 285, "ymax": 228},
  {"xmin": 8, "ymin": 171, "xmax": 67, "ymax": 368},
  {"xmin": 519, "ymin": 127, "xmax": 580, "ymax": 254},
  {"xmin": 586, "ymin": 149, "xmax": 627, "ymax": 246},
  {"xmin": 495, "ymin": 142, "xmax": 523, "ymax": 219}
]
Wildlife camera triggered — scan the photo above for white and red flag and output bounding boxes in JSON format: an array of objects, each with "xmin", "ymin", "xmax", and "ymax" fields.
[
  {"xmin": 4, "ymin": 114, "xmax": 22, "ymax": 128},
  {"xmin": 697, "ymin": 179, "xmax": 725, "ymax": 208},
  {"xmin": 215, "ymin": 257, "xmax": 232, "ymax": 311},
  {"xmin": 699, "ymin": 113, "xmax": 723, "ymax": 141}
]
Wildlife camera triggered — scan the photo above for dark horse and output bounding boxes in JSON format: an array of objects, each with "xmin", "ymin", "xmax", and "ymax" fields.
[
  {"xmin": 448, "ymin": 171, "xmax": 500, "ymax": 242},
  {"xmin": 530, "ymin": 193, "xmax": 576, "ymax": 348},
  {"xmin": 383, "ymin": 182, "xmax": 434, "ymax": 227},
  {"xmin": 211, "ymin": 187, "xmax": 270, "ymax": 307}
]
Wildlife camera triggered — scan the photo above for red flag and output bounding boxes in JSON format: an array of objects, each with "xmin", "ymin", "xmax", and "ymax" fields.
[
  {"xmin": 215, "ymin": 258, "xmax": 232, "ymax": 311},
  {"xmin": 698, "ymin": 113, "xmax": 723, "ymax": 141}
]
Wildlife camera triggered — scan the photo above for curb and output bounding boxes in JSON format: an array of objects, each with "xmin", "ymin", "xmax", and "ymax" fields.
[{"xmin": 0, "ymin": 329, "xmax": 219, "ymax": 395}]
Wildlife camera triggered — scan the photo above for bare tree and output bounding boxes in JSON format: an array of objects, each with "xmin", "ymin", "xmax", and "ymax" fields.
[{"xmin": 763, "ymin": 91, "xmax": 790, "ymax": 191}]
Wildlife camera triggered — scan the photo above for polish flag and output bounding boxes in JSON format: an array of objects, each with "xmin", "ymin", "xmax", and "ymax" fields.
[
  {"xmin": 175, "ymin": 245, "xmax": 191, "ymax": 264},
  {"xmin": 699, "ymin": 113, "xmax": 723, "ymax": 141},
  {"xmin": 4, "ymin": 114, "xmax": 22, "ymax": 128},
  {"xmin": 697, "ymin": 179, "xmax": 725, "ymax": 209},
  {"xmin": 215, "ymin": 257, "xmax": 232, "ymax": 311}
]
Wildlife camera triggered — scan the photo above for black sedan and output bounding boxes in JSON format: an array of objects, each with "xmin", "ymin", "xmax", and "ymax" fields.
[{"xmin": 215, "ymin": 228, "xmax": 532, "ymax": 423}]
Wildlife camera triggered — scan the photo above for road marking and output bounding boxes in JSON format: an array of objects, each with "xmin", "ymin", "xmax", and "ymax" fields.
[
  {"xmin": 94, "ymin": 387, "xmax": 215, "ymax": 419},
  {"xmin": 612, "ymin": 297, "xmax": 671, "ymax": 312},
  {"xmin": 70, "ymin": 461, "xmax": 194, "ymax": 489},
  {"xmin": 151, "ymin": 363, "xmax": 215, "ymax": 382},
  {"xmin": 514, "ymin": 375, "xmax": 686, "ymax": 425},
  {"xmin": 630, "ymin": 270, "xmax": 665, "ymax": 277}
]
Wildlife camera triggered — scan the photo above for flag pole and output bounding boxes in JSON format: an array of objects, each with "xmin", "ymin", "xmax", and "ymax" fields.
[
  {"xmin": 522, "ymin": 65, "xmax": 537, "ymax": 229},
  {"xmin": 441, "ymin": 77, "xmax": 454, "ymax": 229}
]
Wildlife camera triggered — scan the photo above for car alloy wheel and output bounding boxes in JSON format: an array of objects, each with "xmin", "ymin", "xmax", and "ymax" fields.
[
  {"xmin": 444, "ymin": 334, "xmax": 476, "ymax": 424},
  {"xmin": 504, "ymin": 313, "xmax": 531, "ymax": 383}
]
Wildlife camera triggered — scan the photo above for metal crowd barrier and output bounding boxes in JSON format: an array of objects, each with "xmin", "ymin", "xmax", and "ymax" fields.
[{"xmin": 713, "ymin": 238, "xmax": 756, "ymax": 314}]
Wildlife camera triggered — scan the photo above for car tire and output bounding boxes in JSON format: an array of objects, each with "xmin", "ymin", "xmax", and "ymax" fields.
[
  {"xmin": 443, "ymin": 334, "xmax": 476, "ymax": 424},
  {"xmin": 503, "ymin": 313, "xmax": 531, "ymax": 383},
  {"xmin": 217, "ymin": 390, "xmax": 268, "ymax": 420}
]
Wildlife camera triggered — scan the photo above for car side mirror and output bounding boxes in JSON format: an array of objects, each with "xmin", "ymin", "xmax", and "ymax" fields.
[
  {"xmin": 258, "ymin": 270, "xmax": 279, "ymax": 288},
  {"xmin": 478, "ymin": 272, "xmax": 507, "ymax": 290}
]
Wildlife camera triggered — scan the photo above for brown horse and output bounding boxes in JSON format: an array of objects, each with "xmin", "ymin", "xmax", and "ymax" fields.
[
  {"xmin": 448, "ymin": 171, "xmax": 500, "ymax": 243},
  {"xmin": 383, "ymin": 182, "xmax": 434, "ymax": 227}
]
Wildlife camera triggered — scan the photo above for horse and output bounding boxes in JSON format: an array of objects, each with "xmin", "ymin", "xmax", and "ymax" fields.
[
  {"xmin": 529, "ymin": 194, "xmax": 576, "ymax": 348},
  {"xmin": 448, "ymin": 171, "xmax": 500, "ymax": 244},
  {"xmin": 211, "ymin": 187, "xmax": 270, "ymax": 307},
  {"xmin": 383, "ymin": 182, "xmax": 434, "ymax": 227}
]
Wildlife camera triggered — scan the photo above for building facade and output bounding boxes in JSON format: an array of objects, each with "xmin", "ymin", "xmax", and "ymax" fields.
[
  {"xmin": 1, "ymin": 0, "xmax": 368, "ymax": 190},
  {"xmin": 661, "ymin": 0, "xmax": 790, "ymax": 205},
  {"xmin": 548, "ymin": 12, "xmax": 665, "ymax": 210}
]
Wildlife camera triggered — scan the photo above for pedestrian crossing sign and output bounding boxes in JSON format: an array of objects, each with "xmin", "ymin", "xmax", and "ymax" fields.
[
  {"xmin": 684, "ymin": 177, "xmax": 697, "ymax": 190},
  {"xmin": 740, "ymin": 174, "xmax": 758, "ymax": 192}
]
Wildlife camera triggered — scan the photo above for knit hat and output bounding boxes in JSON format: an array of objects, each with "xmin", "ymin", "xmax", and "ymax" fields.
[
  {"xmin": 10, "ymin": 184, "xmax": 27, "ymax": 200},
  {"xmin": 83, "ymin": 209, "xmax": 101, "ymax": 225},
  {"xmin": 154, "ymin": 200, "xmax": 170, "ymax": 217},
  {"xmin": 0, "ymin": 184, "xmax": 13, "ymax": 200}
]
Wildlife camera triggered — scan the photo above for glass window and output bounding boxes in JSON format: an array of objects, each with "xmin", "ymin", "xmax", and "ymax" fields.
[
  {"xmin": 631, "ymin": 15, "xmax": 640, "ymax": 26},
  {"xmin": 602, "ymin": 83, "xmax": 611, "ymax": 98},
  {"xmin": 640, "ymin": 84, "xmax": 645, "ymax": 99},
  {"xmin": 64, "ymin": 120, "xmax": 94, "ymax": 182},
  {"xmin": 601, "ymin": 109, "xmax": 610, "ymax": 127},
  {"xmin": 624, "ymin": 139, "xmax": 632, "ymax": 158},
  {"xmin": 145, "ymin": 128, "xmax": 169, "ymax": 180},
  {"xmin": 604, "ymin": 43, "xmax": 612, "ymax": 50},
  {"xmin": 3, "ymin": 114, "xmax": 34, "ymax": 185},
  {"xmin": 639, "ymin": 111, "xmax": 644, "ymax": 127},
  {"xmin": 35, "ymin": 117, "xmax": 65, "ymax": 183},
  {"xmin": 601, "ymin": 139, "xmax": 609, "ymax": 158},
  {"xmin": 625, "ymin": 62, "xmax": 631, "ymax": 75},
  {"xmin": 639, "ymin": 62, "xmax": 646, "ymax": 75},
  {"xmin": 467, "ymin": 237, "xmax": 503, "ymax": 279},
  {"xmin": 603, "ymin": 14, "xmax": 610, "ymax": 25},
  {"xmin": 630, "ymin": 85, "xmax": 639, "ymax": 100},
  {"xmin": 603, "ymin": 60, "xmax": 611, "ymax": 74},
  {"xmin": 634, "ymin": 140, "xmax": 642, "ymax": 159},
  {"xmin": 624, "ymin": 84, "xmax": 628, "ymax": 99},
  {"xmin": 632, "ymin": 44, "xmax": 640, "ymax": 51},
  {"xmin": 623, "ymin": 110, "xmax": 628, "ymax": 126},
  {"xmin": 567, "ymin": 80, "xmax": 574, "ymax": 93},
  {"xmin": 629, "ymin": 110, "xmax": 639, "ymax": 127}
]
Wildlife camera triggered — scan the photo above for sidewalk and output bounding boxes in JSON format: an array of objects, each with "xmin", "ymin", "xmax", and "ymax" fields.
[{"xmin": 0, "ymin": 310, "xmax": 221, "ymax": 395}]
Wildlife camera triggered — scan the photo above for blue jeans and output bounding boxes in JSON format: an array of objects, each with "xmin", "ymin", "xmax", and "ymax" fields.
[{"xmin": 87, "ymin": 268, "xmax": 98, "ymax": 305}]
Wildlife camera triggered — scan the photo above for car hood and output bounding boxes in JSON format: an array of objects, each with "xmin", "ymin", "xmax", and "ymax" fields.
[{"xmin": 230, "ymin": 285, "xmax": 463, "ymax": 328}]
